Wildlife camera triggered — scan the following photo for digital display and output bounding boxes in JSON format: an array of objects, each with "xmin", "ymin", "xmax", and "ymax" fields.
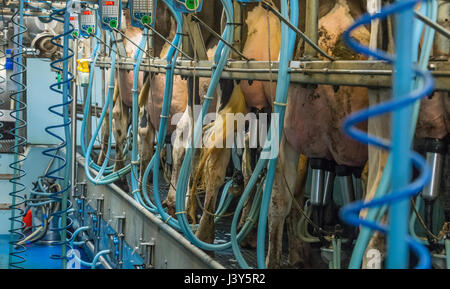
[
  {"xmin": 70, "ymin": 16, "xmax": 76, "ymax": 21},
  {"xmin": 83, "ymin": 11, "xmax": 92, "ymax": 15},
  {"xmin": 105, "ymin": 1, "xmax": 115, "ymax": 5}
]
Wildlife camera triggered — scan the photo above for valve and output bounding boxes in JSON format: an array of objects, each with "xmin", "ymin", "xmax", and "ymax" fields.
[
  {"xmin": 5, "ymin": 49, "xmax": 13, "ymax": 70},
  {"xmin": 173, "ymin": 0, "xmax": 203, "ymax": 13},
  {"xmin": 421, "ymin": 138, "xmax": 447, "ymax": 244}
]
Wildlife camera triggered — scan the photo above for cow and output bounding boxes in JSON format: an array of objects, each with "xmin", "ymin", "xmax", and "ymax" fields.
[{"xmin": 189, "ymin": 0, "xmax": 371, "ymax": 268}]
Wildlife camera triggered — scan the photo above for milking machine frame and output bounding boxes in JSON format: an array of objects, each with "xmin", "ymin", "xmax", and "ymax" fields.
[
  {"xmin": 3, "ymin": 0, "xmax": 450, "ymax": 90},
  {"xmin": 2, "ymin": 0, "xmax": 450, "ymax": 270}
]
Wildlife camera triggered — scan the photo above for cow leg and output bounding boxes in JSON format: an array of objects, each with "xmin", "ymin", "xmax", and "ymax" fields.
[
  {"xmin": 195, "ymin": 148, "xmax": 231, "ymax": 244},
  {"xmin": 112, "ymin": 86, "xmax": 130, "ymax": 173},
  {"xmin": 97, "ymin": 107, "xmax": 110, "ymax": 166},
  {"xmin": 285, "ymin": 154, "xmax": 311, "ymax": 268},
  {"xmin": 164, "ymin": 109, "xmax": 191, "ymax": 217},
  {"xmin": 361, "ymin": 89, "xmax": 390, "ymax": 268},
  {"xmin": 138, "ymin": 107, "xmax": 155, "ymax": 194},
  {"xmin": 266, "ymin": 136, "xmax": 300, "ymax": 269},
  {"xmin": 238, "ymin": 133, "xmax": 257, "ymax": 249}
]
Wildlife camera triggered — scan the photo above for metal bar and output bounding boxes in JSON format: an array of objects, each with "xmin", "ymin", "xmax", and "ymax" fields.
[
  {"xmin": 304, "ymin": 0, "xmax": 319, "ymax": 58},
  {"xmin": 85, "ymin": 240, "xmax": 113, "ymax": 269},
  {"xmin": 414, "ymin": 10, "xmax": 450, "ymax": 39},
  {"xmin": 71, "ymin": 37, "xmax": 78, "ymax": 198},
  {"xmin": 262, "ymin": 0, "xmax": 334, "ymax": 61},
  {"xmin": 90, "ymin": 32, "xmax": 121, "ymax": 58},
  {"xmin": 111, "ymin": 27, "xmax": 155, "ymax": 59},
  {"xmin": 75, "ymin": 153, "xmax": 225, "ymax": 269},
  {"xmin": 190, "ymin": 14, "xmax": 250, "ymax": 61},
  {"xmin": 143, "ymin": 23, "xmax": 193, "ymax": 61},
  {"xmin": 93, "ymin": 58, "xmax": 450, "ymax": 90}
]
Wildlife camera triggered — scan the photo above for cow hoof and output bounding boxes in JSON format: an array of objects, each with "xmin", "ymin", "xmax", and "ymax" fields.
[{"xmin": 239, "ymin": 229, "xmax": 257, "ymax": 249}]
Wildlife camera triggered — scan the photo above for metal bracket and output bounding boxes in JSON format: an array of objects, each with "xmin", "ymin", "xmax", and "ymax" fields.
[
  {"xmin": 182, "ymin": 14, "xmax": 208, "ymax": 60},
  {"xmin": 140, "ymin": 238, "xmax": 156, "ymax": 269}
]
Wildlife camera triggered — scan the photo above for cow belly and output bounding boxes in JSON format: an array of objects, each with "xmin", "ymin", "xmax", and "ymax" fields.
[
  {"xmin": 148, "ymin": 74, "xmax": 188, "ymax": 135},
  {"xmin": 284, "ymin": 85, "xmax": 332, "ymax": 159},
  {"xmin": 324, "ymin": 86, "xmax": 368, "ymax": 167},
  {"xmin": 118, "ymin": 69, "xmax": 144, "ymax": 107},
  {"xmin": 416, "ymin": 93, "xmax": 449, "ymax": 139}
]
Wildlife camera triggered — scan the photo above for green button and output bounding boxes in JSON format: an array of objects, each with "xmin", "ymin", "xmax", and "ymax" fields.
[
  {"xmin": 72, "ymin": 31, "xmax": 78, "ymax": 37},
  {"xmin": 87, "ymin": 27, "xmax": 94, "ymax": 34},
  {"xmin": 141, "ymin": 15, "xmax": 151, "ymax": 25},
  {"xmin": 109, "ymin": 19, "xmax": 118, "ymax": 28},
  {"xmin": 185, "ymin": 0, "xmax": 199, "ymax": 10}
]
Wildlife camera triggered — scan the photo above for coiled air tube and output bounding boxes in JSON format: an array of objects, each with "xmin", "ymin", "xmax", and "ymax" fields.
[
  {"xmin": 349, "ymin": 0, "xmax": 438, "ymax": 268},
  {"xmin": 45, "ymin": 6, "xmax": 74, "ymax": 267},
  {"xmin": 8, "ymin": 2, "xmax": 27, "ymax": 269},
  {"xmin": 0, "ymin": 12, "xmax": 6, "ymax": 145},
  {"xmin": 339, "ymin": 0, "xmax": 434, "ymax": 269}
]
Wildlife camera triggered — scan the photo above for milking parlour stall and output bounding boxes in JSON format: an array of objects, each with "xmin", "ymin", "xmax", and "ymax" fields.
[{"xmin": 0, "ymin": 0, "xmax": 449, "ymax": 284}]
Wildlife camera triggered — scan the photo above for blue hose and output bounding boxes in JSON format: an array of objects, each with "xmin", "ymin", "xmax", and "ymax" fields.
[
  {"xmin": 339, "ymin": 0, "xmax": 434, "ymax": 269},
  {"xmin": 129, "ymin": 29, "xmax": 155, "ymax": 210},
  {"xmin": 408, "ymin": 0, "xmax": 439, "ymax": 245},
  {"xmin": 173, "ymin": 0, "xmax": 251, "ymax": 249},
  {"xmin": 84, "ymin": 31, "xmax": 119, "ymax": 184},
  {"xmin": 256, "ymin": 0, "xmax": 298, "ymax": 269},
  {"xmin": 141, "ymin": 0, "xmax": 185, "ymax": 229},
  {"xmin": 67, "ymin": 225, "xmax": 109, "ymax": 269}
]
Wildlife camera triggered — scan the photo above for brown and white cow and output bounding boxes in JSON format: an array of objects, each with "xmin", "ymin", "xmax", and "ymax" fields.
[
  {"xmin": 190, "ymin": 0, "xmax": 371, "ymax": 267},
  {"xmin": 108, "ymin": 1, "xmax": 224, "ymax": 203}
]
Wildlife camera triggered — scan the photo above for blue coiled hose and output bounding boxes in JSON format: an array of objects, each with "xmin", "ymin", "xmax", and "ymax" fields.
[
  {"xmin": 45, "ymin": 5, "xmax": 74, "ymax": 267},
  {"xmin": 23, "ymin": 0, "xmax": 52, "ymax": 22},
  {"xmin": 8, "ymin": 1, "xmax": 27, "ymax": 269},
  {"xmin": 349, "ymin": 0, "xmax": 438, "ymax": 269},
  {"xmin": 339, "ymin": 0, "xmax": 434, "ymax": 269}
]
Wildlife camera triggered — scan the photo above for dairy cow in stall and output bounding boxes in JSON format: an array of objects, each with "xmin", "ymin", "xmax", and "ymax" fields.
[
  {"xmin": 109, "ymin": 2, "xmax": 224, "ymax": 201},
  {"xmin": 190, "ymin": 0, "xmax": 371, "ymax": 267}
]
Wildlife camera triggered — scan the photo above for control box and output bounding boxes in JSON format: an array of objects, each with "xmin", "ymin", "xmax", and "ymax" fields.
[
  {"xmin": 79, "ymin": 8, "xmax": 97, "ymax": 37},
  {"xmin": 129, "ymin": 0, "xmax": 156, "ymax": 29},
  {"xmin": 99, "ymin": 0, "xmax": 122, "ymax": 30}
]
